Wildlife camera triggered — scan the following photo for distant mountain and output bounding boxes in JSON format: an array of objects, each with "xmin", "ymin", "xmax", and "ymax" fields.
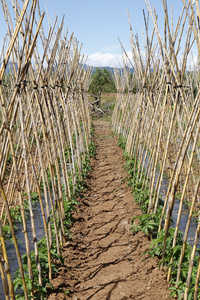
[
  {"xmin": 1, "ymin": 62, "xmax": 134, "ymax": 76},
  {"xmin": 83, "ymin": 64, "xmax": 134, "ymax": 75}
]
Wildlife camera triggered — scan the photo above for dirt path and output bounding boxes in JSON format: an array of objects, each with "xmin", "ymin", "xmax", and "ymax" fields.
[{"xmin": 48, "ymin": 120, "xmax": 171, "ymax": 300}]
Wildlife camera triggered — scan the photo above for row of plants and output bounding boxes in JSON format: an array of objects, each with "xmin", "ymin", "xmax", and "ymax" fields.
[
  {"xmin": 2, "ymin": 192, "xmax": 40, "ymax": 241},
  {"xmin": 118, "ymin": 135, "xmax": 200, "ymax": 300},
  {"xmin": 11, "ymin": 124, "xmax": 96, "ymax": 299},
  {"xmin": 0, "ymin": 1, "xmax": 94, "ymax": 298}
]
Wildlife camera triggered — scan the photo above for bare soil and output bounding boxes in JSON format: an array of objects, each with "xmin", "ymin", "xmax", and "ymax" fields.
[{"xmin": 48, "ymin": 120, "xmax": 172, "ymax": 300}]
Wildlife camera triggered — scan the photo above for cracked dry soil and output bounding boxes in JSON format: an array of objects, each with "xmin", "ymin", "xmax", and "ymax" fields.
[{"xmin": 48, "ymin": 120, "xmax": 171, "ymax": 300}]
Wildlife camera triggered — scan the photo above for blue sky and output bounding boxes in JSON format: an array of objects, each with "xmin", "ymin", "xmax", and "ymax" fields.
[{"xmin": 0, "ymin": 0, "xmax": 194, "ymax": 67}]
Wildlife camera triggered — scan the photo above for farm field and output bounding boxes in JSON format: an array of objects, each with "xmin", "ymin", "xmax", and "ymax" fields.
[
  {"xmin": 2, "ymin": 0, "xmax": 200, "ymax": 299},
  {"xmin": 47, "ymin": 119, "xmax": 172, "ymax": 300}
]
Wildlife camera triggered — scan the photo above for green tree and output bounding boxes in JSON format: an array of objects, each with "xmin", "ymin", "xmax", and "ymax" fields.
[{"xmin": 88, "ymin": 68, "xmax": 117, "ymax": 94}]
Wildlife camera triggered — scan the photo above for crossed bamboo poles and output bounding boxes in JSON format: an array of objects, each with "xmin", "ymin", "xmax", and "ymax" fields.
[
  {"xmin": 112, "ymin": 1, "xmax": 200, "ymax": 299},
  {"xmin": 0, "ymin": 0, "xmax": 92, "ymax": 298}
]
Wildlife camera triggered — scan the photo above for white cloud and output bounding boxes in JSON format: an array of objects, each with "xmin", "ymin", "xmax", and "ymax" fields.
[
  {"xmin": 87, "ymin": 52, "xmax": 122, "ymax": 67},
  {"xmin": 86, "ymin": 49, "xmax": 200, "ymax": 71},
  {"xmin": 86, "ymin": 51, "xmax": 134, "ymax": 68}
]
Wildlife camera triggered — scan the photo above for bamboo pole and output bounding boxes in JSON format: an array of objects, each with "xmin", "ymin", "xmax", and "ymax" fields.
[
  {"xmin": 0, "ymin": 178, "xmax": 28, "ymax": 299},
  {"xmin": 0, "ymin": 220, "xmax": 14, "ymax": 299},
  {"xmin": 0, "ymin": 0, "xmax": 30, "ymax": 79}
]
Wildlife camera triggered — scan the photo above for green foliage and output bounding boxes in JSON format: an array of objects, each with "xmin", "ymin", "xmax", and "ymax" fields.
[
  {"xmin": 81, "ymin": 156, "xmax": 91, "ymax": 179},
  {"xmin": 117, "ymin": 135, "xmax": 126, "ymax": 150},
  {"xmin": 64, "ymin": 145, "xmax": 71, "ymax": 163},
  {"xmin": 168, "ymin": 281, "xmax": 186, "ymax": 299},
  {"xmin": 147, "ymin": 228, "xmax": 200, "ymax": 299},
  {"xmin": 72, "ymin": 132, "xmax": 76, "ymax": 148},
  {"xmin": 2, "ymin": 224, "xmax": 15, "ymax": 240},
  {"xmin": 75, "ymin": 176, "xmax": 87, "ymax": 196},
  {"xmin": 31, "ymin": 192, "xmax": 39, "ymax": 203},
  {"xmin": 90, "ymin": 122, "xmax": 95, "ymax": 138},
  {"xmin": 193, "ymin": 86, "xmax": 198, "ymax": 99},
  {"xmin": 38, "ymin": 131, "xmax": 43, "ymax": 140},
  {"xmin": 13, "ymin": 177, "xmax": 83, "ymax": 299},
  {"xmin": 40, "ymin": 165, "xmax": 57, "ymax": 190},
  {"xmin": 89, "ymin": 141, "xmax": 96, "ymax": 157},
  {"xmin": 2, "ymin": 200, "xmax": 30, "ymax": 241},
  {"xmin": 89, "ymin": 123, "xmax": 96, "ymax": 157},
  {"xmin": 175, "ymin": 192, "xmax": 182, "ymax": 201},
  {"xmin": 131, "ymin": 213, "xmax": 160, "ymax": 236},
  {"xmin": 88, "ymin": 68, "xmax": 117, "ymax": 94},
  {"xmin": 13, "ymin": 237, "xmax": 62, "ymax": 299},
  {"xmin": 124, "ymin": 155, "xmax": 152, "ymax": 213},
  {"xmin": 7, "ymin": 151, "xmax": 13, "ymax": 164}
]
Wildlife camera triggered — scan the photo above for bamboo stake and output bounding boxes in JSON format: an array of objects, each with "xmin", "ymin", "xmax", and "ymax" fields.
[
  {"xmin": 19, "ymin": 95, "xmax": 42, "ymax": 285},
  {"xmin": 0, "ymin": 255, "xmax": 9, "ymax": 300},
  {"xmin": 0, "ymin": 220, "xmax": 14, "ymax": 299},
  {"xmin": 0, "ymin": 178, "xmax": 28, "ymax": 299},
  {"xmin": 0, "ymin": 0, "xmax": 30, "ymax": 79}
]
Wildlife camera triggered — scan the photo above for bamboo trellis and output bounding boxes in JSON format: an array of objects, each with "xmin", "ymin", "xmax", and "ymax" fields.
[
  {"xmin": 0, "ymin": 0, "xmax": 92, "ymax": 298},
  {"xmin": 112, "ymin": 1, "xmax": 200, "ymax": 299}
]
